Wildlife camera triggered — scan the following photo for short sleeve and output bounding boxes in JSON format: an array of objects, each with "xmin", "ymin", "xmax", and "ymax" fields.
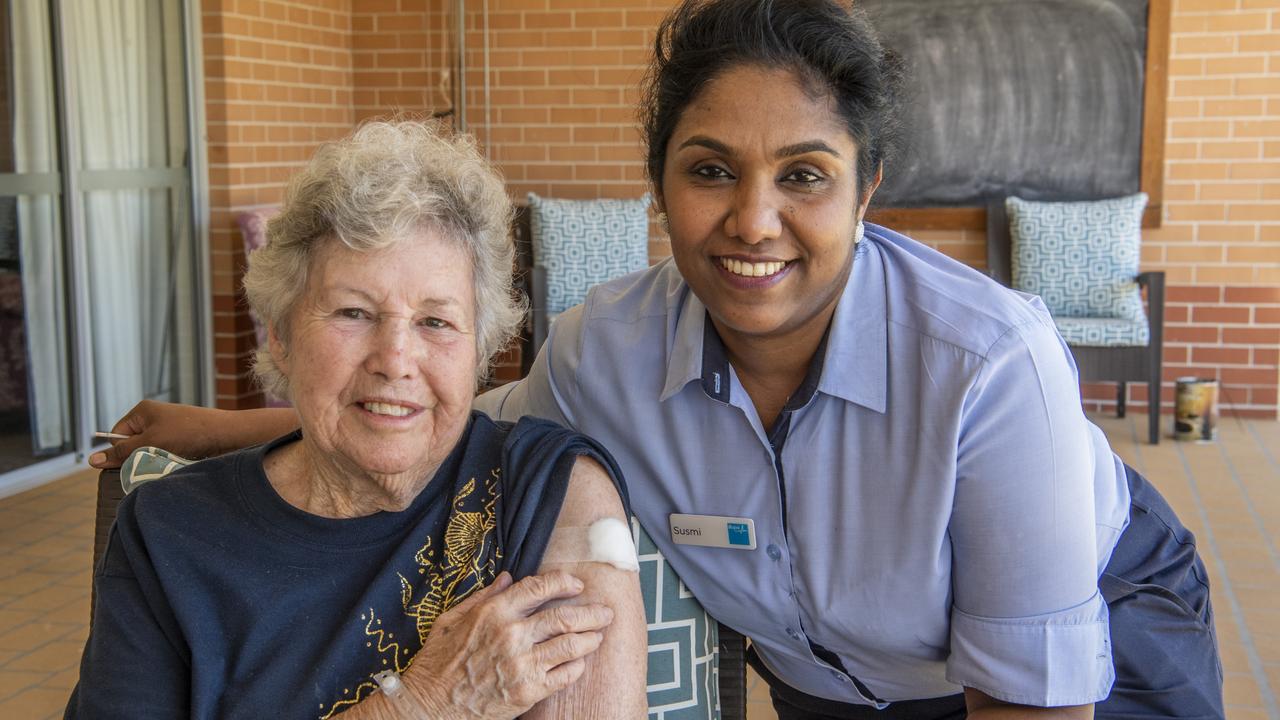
[
  {"xmin": 946, "ymin": 319, "xmax": 1114, "ymax": 705},
  {"xmin": 67, "ymin": 511, "xmax": 190, "ymax": 718},
  {"xmin": 496, "ymin": 416, "xmax": 631, "ymax": 580}
]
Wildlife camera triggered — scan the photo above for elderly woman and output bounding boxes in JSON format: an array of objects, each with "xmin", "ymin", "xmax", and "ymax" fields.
[{"xmin": 67, "ymin": 122, "xmax": 646, "ymax": 719}]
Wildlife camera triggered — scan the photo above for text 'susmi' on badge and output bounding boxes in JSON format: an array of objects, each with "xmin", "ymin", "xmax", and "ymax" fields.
[{"xmin": 668, "ymin": 514, "xmax": 757, "ymax": 550}]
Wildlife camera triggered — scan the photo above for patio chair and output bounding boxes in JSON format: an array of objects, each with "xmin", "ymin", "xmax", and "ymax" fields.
[
  {"xmin": 513, "ymin": 194, "xmax": 652, "ymax": 374},
  {"xmin": 987, "ymin": 195, "xmax": 1165, "ymax": 444}
]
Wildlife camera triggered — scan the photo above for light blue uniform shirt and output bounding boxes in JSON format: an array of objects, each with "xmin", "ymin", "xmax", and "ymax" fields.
[{"xmin": 476, "ymin": 224, "xmax": 1131, "ymax": 707}]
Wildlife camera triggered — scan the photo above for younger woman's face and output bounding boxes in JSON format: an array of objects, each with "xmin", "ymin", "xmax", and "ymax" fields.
[{"xmin": 659, "ymin": 64, "xmax": 877, "ymax": 347}]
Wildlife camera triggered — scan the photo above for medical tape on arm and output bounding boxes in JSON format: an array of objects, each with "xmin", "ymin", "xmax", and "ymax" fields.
[{"xmin": 540, "ymin": 517, "xmax": 639, "ymax": 572}]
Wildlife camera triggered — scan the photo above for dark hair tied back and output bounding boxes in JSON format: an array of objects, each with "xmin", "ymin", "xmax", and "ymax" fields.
[{"xmin": 640, "ymin": 0, "xmax": 903, "ymax": 199}]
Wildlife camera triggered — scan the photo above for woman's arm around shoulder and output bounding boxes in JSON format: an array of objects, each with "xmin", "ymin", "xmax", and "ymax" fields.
[
  {"xmin": 522, "ymin": 455, "xmax": 647, "ymax": 719},
  {"xmin": 89, "ymin": 399, "xmax": 300, "ymax": 468}
]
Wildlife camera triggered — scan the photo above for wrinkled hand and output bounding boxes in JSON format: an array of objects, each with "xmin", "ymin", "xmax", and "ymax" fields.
[
  {"xmin": 88, "ymin": 400, "xmax": 226, "ymax": 469},
  {"xmin": 404, "ymin": 571, "xmax": 614, "ymax": 719}
]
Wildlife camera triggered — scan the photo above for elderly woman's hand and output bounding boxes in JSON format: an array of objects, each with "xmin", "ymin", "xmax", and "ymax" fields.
[{"xmin": 407, "ymin": 570, "xmax": 615, "ymax": 719}]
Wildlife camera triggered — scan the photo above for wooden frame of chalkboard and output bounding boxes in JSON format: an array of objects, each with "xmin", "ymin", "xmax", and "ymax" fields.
[{"xmin": 864, "ymin": 0, "xmax": 1170, "ymax": 230}]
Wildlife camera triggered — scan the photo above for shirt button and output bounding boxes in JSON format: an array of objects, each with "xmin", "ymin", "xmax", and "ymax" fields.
[
  {"xmin": 831, "ymin": 670, "xmax": 846, "ymax": 681},
  {"xmin": 786, "ymin": 627, "xmax": 801, "ymax": 640},
  {"xmin": 766, "ymin": 544, "xmax": 782, "ymax": 561}
]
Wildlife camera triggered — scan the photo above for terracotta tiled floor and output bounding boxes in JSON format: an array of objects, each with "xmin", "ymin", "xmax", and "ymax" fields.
[
  {"xmin": 0, "ymin": 467, "xmax": 95, "ymax": 720},
  {"xmin": 0, "ymin": 415, "xmax": 1277, "ymax": 719}
]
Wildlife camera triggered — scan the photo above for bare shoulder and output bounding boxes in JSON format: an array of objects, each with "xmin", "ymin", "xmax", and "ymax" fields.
[{"xmin": 555, "ymin": 454, "xmax": 627, "ymax": 527}]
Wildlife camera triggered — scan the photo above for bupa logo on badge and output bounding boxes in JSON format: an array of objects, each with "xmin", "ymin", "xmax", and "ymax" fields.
[{"xmin": 727, "ymin": 522, "xmax": 751, "ymax": 546}]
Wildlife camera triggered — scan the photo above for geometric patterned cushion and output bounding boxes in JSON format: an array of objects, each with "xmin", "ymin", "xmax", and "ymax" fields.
[
  {"xmin": 634, "ymin": 519, "xmax": 722, "ymax": 719},
  {"xmin": 120, "ymin": 446, "xmax": 195, "ymax": 494},
  {"xmin": 528, "ymin": 193, "xmax": 651, "ymax": 316},
  {"xmin": 122, "ymin": 449, "xmax": 723, "ymax": 718},
  {"xmin": 1006, "ymin": 194, "xmax": 1148, "ymax": 324},
  {"xmin": 1054, "ymin": 317, "xmax": 1150, "ymax": 347}
]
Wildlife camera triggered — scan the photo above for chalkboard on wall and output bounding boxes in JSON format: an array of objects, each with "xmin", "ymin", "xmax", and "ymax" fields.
[{"xmin": 862, "ymin": 0, "xmax": 1169, "ymax": 229}]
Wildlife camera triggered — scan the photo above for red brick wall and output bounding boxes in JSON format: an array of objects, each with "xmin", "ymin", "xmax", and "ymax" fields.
[
  {"xmin": 453, "ymin": 2, "xmax": 668, "ymax": 381},
  {"xmin": 203, "ymin": 0, "xmax": 355, "ymax": 408},
  {"xmin": 1123, "ymin": 0, "xmax": 1279, "ymax": 418},
  {"xmin": 461, "ymin": 2, "xmax": 666, "ymax": 253},
  {"xmin": 459, "ymin": 0, "xmax": 1279, "ymax": 417},
  {"xmin": 201, "ymin": 0, "xmax": 1280, "ymax": 417},
  {"xmin": 353, "ymin": 0, "xmax": 453, "ymax": 124}
]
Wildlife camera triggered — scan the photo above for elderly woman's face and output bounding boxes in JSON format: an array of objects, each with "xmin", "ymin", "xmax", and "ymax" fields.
[
  {"xmin": 659, "ymin": 64, "xmax": 874, "ymax": 345},
  {"xmin": 272, "ymin": 229, "xmax": 478, "ymax": 483}
]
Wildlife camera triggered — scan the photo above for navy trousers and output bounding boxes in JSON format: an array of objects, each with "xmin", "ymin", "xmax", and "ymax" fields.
[{"xmin": 754, "ymin": 465, "xmax": 1225, "ymax": 719}]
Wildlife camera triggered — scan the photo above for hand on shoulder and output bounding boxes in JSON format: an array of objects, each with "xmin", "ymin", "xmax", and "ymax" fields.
[{"xmin": 89, "ymin": 400, "xmax": 299, "ymax": 469}]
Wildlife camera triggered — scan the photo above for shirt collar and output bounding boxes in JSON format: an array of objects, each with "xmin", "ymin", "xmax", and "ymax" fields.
[
  {"xmin": 660, "ymin": 290, "xmax": 709, "ymax": 401},
  {"xmin": 819, "ymin": 231, "xmax": 888, "ymax": 414},
  {"xmin": 659, "ymin": 230, "xmax": 888, "ymax": 414}
]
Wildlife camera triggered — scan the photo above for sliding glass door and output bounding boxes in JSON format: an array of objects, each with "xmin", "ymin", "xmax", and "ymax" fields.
[
  {"xmin": 0, "ymin": 0, "xmax": 205, "ymax": 494},
  {"xmin": 63, "ymin": 0, "xmax": 200, "ymax": 428},
  {"xmin": 0, "ymin": 0, "xmax": 73, "ymax": 474}
]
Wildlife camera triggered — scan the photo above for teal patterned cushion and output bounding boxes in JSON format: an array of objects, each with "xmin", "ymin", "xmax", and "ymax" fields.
[
  {"xmin": 120, "ymin": 449, "xmax": 722, "ymax": 718},
  {"xmin": 120, "ymin": 446, "xmax": 194, "ymax": 494},
  {"xmin": 1054, "ymin": 317, "xmax": 1150, "ymax": 347},
  {"xmin": 1006, "ymin": 194, "xmax": 1148, "ymax": 338},
  {"xmin": 634, "ymin": 519, "xmax": 721, "ymax": 719},
  {"xmin": 528, "ymin": 193, "xmax": 651, "ymax": 316}
]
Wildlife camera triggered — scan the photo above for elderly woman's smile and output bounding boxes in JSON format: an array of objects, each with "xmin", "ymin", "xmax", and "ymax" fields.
[{"xmin": 267, "ymin": 228, "xmax": 479, "ymax": 515}]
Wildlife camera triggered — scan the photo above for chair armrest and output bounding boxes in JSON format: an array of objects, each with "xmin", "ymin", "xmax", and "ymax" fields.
[
  {"xmin": 985, "ymin": 198, "xmax": 1013, "ymax": 286},
  {"xmin": 1136, "ymin": 270, "xmax": 1164, "ymax": 289},
  {"xmin": 512, "ymin": 204, "xmax": 538, "ymax": 376},
  {"xmin": 531, "ymin": 266, "xmax": 548, "ymax": 356},
  {"xmin": 1136, "ymin": 271, "xmax": 1165, "ymax": 361},
  {"xmin": 93, "ymin": 470, "xmax": 124, "ymax": 571},
  {"xmin": 90, "ymin": 469, "xmax": 125, "ymax": 628},
  {"xmin": 1136, "ymin": 271, "xmax": 1165, "ymax": 325},
  {"xmin": 717, "ymin": 622, "xmax": 747, "ymax": 720}
]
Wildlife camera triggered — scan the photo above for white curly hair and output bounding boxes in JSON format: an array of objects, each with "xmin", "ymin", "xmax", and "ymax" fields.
[{"xmin": 242, "ymin": 120, "xmax": 524, "ymax": 400}]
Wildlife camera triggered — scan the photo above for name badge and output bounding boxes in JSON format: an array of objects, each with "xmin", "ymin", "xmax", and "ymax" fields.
[{"xmin": 668, "ymin": 513, "xmax": 757, "ymax": 550}]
